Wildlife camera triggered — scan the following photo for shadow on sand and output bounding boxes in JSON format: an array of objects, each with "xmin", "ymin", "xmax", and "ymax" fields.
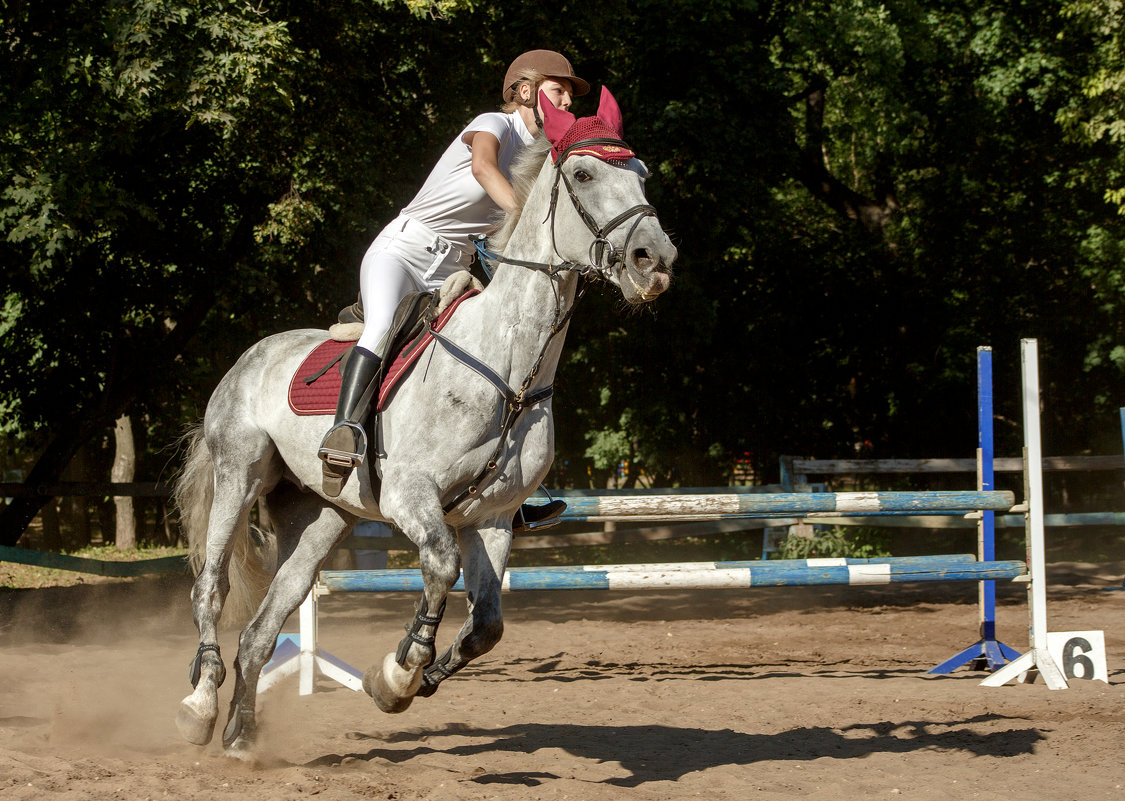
[{"xmin": 305, "ymin": 715, "xmax": 1043, "ymax": 787}]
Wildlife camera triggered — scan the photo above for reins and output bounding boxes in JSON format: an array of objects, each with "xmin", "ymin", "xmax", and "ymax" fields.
[{"xmin": 439, "ymin": 137, "xmax": 653, "ymax": 516}]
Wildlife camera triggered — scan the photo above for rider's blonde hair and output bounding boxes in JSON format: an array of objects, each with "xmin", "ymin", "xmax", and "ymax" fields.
[{"xmin": 501, "ymin": 68, "xmax": 549, "ymax": 113}]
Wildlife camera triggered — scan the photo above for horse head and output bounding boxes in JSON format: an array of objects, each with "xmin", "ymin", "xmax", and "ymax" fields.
[{"xmin": 540, "ymin": 86, "xmax": 676, "ymax": 304}]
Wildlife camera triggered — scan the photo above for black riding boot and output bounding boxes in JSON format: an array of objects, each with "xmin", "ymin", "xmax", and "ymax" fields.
[
  {"xmin": 318, "ymin": 346, "xmax": 382, "ymax": 497},
  {"xmin": 512, "ymin": 498, "xmax": 568, "ymax": 533}
]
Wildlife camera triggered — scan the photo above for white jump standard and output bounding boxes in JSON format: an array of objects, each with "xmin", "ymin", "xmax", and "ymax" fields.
[{"xmin": 979, "ymin": 339, "xmax": 1068, "ymax": 689}]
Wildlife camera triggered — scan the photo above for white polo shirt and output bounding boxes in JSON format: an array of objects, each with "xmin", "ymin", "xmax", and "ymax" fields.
[{"xmin": 400, "ymin": 111, "xmax": 535, "ymax": 252}]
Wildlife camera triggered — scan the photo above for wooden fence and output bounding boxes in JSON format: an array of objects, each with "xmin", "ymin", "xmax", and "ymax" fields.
[
  {"xmin": 779, "ymin": 454, "xmax": 1123, "ymax": 490},
  {"xmin": 3, "ymin": 448, "xmax": 1122, "ymax": 574}
]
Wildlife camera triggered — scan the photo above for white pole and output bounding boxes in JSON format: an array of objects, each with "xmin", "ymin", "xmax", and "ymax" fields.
[
  {"xmin": 298, "ymin": 589, "xmax": 317, "ymax": 696},
  {"xmin": 1022, "ymin": 339, "xmax": 1050, "ymax": 657},
  {"xmin": 981, "ymin": 339, "xmax": 1067, "ymax": 689}
]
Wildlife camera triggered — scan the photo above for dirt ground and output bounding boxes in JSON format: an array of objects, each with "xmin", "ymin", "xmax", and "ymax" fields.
[{"xmin": 2, "ymin": 561, "xmax": 1124, "ymax": 801}]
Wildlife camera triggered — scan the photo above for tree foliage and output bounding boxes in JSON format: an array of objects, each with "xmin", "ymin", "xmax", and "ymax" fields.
[{"xmin": 2, "ymin": 0, "xmax": 1124, "ymax": 543}]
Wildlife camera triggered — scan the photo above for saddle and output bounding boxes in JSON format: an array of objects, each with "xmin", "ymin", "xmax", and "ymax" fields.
[
  {"xmin": 289, "ymin": 289, "xmax": 479, "ymax": 417},
  {"xmin": 287, "ymin": 291, "xmax": 435, "ymax": 417},
  {"xmin": 289, "ymin": 270, "xmax": 485, "ymax": 418}
]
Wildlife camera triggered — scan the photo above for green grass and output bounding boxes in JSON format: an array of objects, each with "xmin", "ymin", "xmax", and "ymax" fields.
[{"xmin": 0, "ymin": 545, "xmax": 190, "ymax": 589}]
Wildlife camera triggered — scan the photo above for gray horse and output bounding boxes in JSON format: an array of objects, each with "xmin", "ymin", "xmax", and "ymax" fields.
[{"xmin": 174, "ymin": 87, "xmax": 677, "ymax": 756}]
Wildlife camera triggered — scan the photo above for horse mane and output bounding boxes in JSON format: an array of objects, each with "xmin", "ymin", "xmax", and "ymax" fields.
[{"xmin": 488, "ymin": 133, "xmax": 552, "ymax": 253}]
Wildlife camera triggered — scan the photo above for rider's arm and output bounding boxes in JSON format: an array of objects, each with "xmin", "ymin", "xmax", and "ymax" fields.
[{"xmin": 465, "ymin": 131, "xmax": 518, "ymax": 214}]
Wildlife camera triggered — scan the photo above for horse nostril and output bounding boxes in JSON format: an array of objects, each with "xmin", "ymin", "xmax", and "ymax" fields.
[{"xmin": 632, "ymin": 248, "xmax": 654, "ymax": 268}]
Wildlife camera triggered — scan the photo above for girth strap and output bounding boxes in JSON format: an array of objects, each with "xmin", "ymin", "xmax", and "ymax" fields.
[{"xmin": 430, "ymin": 331, "xmax": 554, "ymax": 408}]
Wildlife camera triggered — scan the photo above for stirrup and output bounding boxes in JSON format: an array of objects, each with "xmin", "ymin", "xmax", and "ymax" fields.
[
  {"xmin": 512, "ymin": 499, "xmax": 567, "ymax": 533},
  {"xmin": 317, "ymin": 421, "xmax": 368, "ymax": 468},
  {"xmin": 318, "ymin": 422, "xmax": 367, "ymax": 497}
]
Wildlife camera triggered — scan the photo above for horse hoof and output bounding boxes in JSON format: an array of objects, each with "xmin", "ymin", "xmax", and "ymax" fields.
[
  {"xmin": 222, "ymin": 741, "xmax": 257, "ymax": 762},
  {"xmin": 364, "ymin": 666, "xmax": 414, "ymax": 713},
  {"xmin": 363, "ymin": 653, "xmax": 419, "ymax": 714},
  {"xmin": 176, "ymin": 696, "xmax": 217, "ymax": 746}
]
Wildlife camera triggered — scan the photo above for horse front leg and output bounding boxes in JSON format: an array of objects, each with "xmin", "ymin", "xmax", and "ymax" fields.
[
  {"xmin": 417, "ymin": 521, "xmax": 511, "ymax": 699},
  {"xmin": 365, "ymin": 485, "xmax": 462, "ymax": 713}
]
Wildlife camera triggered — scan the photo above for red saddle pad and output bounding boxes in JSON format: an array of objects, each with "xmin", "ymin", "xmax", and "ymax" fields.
[
  {"xmin": 288, "ymin": 338, "xmax": 354, "ymax": 416},
  {"xmin": 377, "ymin": 289, "xmax": 479, "ymax": 410}
]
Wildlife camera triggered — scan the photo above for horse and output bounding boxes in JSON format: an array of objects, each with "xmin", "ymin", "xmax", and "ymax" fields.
[{"xmin": 174, "ymin": 86, "xmax": 677, "ymax": 757}]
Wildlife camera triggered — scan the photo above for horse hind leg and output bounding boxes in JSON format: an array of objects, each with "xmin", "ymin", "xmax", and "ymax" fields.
[
  {"xmin": 176, "ymin": 428, "xmax": 278, "ymax": 747},
  {"xmin": 365, "ymin": 482, "xmax": 462, "ymax": 713},
  {"xmin": 416, "ymin": 522, "xmax": 509, "ymax": 699},
  {"xmin": 221, "ymin": 484, "xmax": 355, "ymax": 757}
]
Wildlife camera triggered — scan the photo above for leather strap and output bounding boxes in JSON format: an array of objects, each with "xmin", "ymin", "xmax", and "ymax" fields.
[{"xmin": 428, "ymin": 330, "xmax": 555, "ymax": 515}]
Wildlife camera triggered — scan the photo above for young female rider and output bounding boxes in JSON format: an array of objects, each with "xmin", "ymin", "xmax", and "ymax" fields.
[{"xmin": 318, "ymin": 50, "xmax": 589, "ymax": 522}]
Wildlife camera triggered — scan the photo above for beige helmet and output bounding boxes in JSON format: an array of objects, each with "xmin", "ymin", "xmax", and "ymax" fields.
[{"xmin": 502, "ymin": 49, "xmax": 590, "ymax": 104}]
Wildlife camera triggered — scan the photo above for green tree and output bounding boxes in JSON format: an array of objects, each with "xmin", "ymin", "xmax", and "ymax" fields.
[
  {"xmin": 553, "ymin": 0, "xmax": 1125, "ymax": 485},
  {"xmin": 4, "ymin": 0, "xmax": 1124, "ymax": 547},
  {"xmin": 1, "ymin": 1, "xmax": 305, "ymax": 543}
]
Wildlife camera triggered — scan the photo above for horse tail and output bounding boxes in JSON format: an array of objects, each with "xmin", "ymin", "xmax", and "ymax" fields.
[
  {"xmin": 174, "ymin": 424, "xmax": 214, "ymax": 575},
  {"xmin": 174, "ymin": 423, "xmax": 277, "ymax": 627}
]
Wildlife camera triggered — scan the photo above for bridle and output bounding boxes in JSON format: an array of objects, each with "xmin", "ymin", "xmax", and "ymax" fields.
[
  {"xmin": 549, "ymin": 137, "xmax": 659, "ymax": 272},
  {"xmin": 439, "ymin": 137, "xmax": 661, "ymax": 516}
]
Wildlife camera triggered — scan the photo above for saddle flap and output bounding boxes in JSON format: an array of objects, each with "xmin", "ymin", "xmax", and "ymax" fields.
[
  {"xmin": 332, "ymin": 289, "xmax": 435, "ymax": 380},
  {"xmin": 378, "ymin": 291, "xmax": 437, "ymax": 363},
  {"xmin": 377, "ymin": 289, "xmax": 480, "ymax": 411}
]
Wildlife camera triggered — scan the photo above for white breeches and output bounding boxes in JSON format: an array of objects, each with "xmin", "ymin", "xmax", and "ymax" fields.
[{"xmin": 357, "ymin": 215, "xmax": 471, "ymax": 356}]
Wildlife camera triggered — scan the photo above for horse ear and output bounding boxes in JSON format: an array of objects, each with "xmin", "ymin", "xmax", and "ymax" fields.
[
  {"xmin": 596, "ymin": 85, "xmax": 625, "ymax": 138},
  {"xmin": 539, "ymin": 90, "xmax": 576, "ymax": 149}
]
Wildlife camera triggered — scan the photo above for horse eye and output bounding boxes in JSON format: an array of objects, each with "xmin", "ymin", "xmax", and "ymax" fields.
[{"xmin": 574, "ymin": 170, "xmax": 592, "ymax": 183}]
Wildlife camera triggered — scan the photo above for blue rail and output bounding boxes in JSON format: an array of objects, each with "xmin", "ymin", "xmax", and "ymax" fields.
[{"xmin": 319, "ymin": 555, "xmax": 1027, "ymax": 593}]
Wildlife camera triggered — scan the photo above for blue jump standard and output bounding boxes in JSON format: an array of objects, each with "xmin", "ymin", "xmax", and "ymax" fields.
[{"xmin": 930, "ymin": 346, "xmax": 1022, "ymax": 674}]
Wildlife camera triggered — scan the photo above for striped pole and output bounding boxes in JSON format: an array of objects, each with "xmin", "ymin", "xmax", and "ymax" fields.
[
  {"xmin": 319, "ymin": 555, "xmax": 1026, "ymax": 593},
  {"xmin": 555, "ymin": 490, "xmax": 1015, "ymax": 522}
]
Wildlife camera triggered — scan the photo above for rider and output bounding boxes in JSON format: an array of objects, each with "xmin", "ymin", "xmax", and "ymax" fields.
[{"xmin": 318, "ymin": 50, "xmax": 587, "ymax": 528}]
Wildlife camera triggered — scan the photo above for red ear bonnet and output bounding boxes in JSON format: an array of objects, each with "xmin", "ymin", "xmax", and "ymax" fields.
[
  {"xmin": 594, "ymin": 86, "xmax": 625, "ymax": 138},
  {"xmin": 539, "ymin": 85, "xmax": 636, "ymax": 164},
  {"xmin": 539, "ymin": 92, "xmax": 577, "ymax": 155}
]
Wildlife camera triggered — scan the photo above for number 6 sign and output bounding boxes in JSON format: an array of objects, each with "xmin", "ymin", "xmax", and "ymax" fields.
[{"xmin": 1046, "ymin": 631, "xmax": 1108, "ymax": 683}]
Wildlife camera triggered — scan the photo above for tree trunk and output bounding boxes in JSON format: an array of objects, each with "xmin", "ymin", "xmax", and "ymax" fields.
[
  {"xmin": 40, "ymin": 500, "xmax": 62, "ymax": 551},
  {"xmin": 793, "ymin": 76, "xmax": 897, "ymax": 232},
  {"xmin": 66, "ymin": 446, "xmax": 90, "ymax": 549},
  {"xmin": 112, "ymin": 415, "xmax": 137, "ymax": 550}
]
